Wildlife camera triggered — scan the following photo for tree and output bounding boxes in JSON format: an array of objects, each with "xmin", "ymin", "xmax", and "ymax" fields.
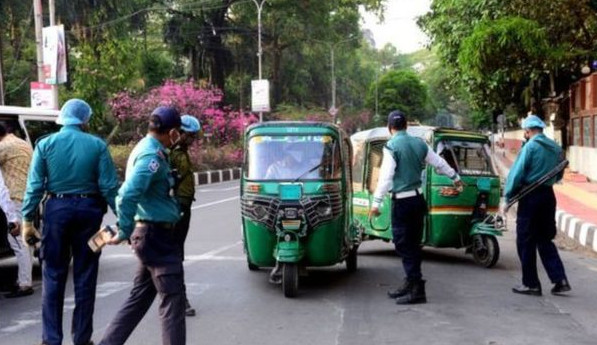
[
  {"xmin": 420, "ymin": 0, "xmax": 597, "ymax": 123},
  {"xmin": 367, "ymin": 69, "xmax": 431, "ymax": 124}
]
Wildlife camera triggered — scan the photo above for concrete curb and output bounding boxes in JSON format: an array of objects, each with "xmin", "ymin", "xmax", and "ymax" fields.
[
  {"xmin": 193, "ymin": 167, "xmax": 242, "ymax": 186},
  {"xmin": 493, "ymin": 151, "xmax": 597, "ymax": 253}
]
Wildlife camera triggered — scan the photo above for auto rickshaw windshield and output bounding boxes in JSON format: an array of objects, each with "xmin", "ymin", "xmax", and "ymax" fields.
[
  {"xmin": 246, "ymin": 134, "xmax": 341, "ymax": 180},
  {"xmin": 437, "ymin": 140, "xmax": 495, "ymax": 176}
]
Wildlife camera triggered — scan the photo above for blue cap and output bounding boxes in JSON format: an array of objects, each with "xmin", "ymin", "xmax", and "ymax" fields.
[
  {"xmin": 56, "ymin": 99, "xmax": 92, "ymax": 126},
  {"xmin": 149, "ymin": 106, "xmax": 181, "ymax": 131},
  {"xmin": 180, "ymin": 115, "xmax": 201, "ymax": 133},
  {"xmin": 387, "ymin": 110, "xmax": 407, "ymax": 128},
  {"xmin": 521, "ymin": 115, "xmax": 546, "ymax": 129}
]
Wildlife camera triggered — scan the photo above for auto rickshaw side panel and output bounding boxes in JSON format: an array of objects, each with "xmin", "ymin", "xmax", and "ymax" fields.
[{"xmin": 425, "ymin": 169, "xmax": 501, "ymax": 248}]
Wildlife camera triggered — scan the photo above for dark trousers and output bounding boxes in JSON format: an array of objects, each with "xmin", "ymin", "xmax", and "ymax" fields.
[
  {"xmin": 174, "ymin": 202, "xmax": 192, "ymax": 260},
  {"xmin": 100, "ymin": 223, "xmax": 185, "ymax": 345},
  {"xmin": 391, "ymin": 194, "xmax": 427, "ymax": 282},
  {"xmin": 41, "ymin": 197, "xmax": 104, "ymax": 345},
  {"xmin": 516, "ymin": 186, "xmax": 567, "ymax": 288}
]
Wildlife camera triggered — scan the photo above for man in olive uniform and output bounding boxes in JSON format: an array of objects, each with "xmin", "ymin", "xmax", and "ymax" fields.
[
  {"xmin": 100, "ymin": 106, "xmax": 185, "ymax": 345},
  {"xmin": 170, "ymin": 114, "xmax": 201, "ymax": 317},
  {"xmin": 21, "ymin": 99, "xmax": 120, "ymax": 345},
  {"xmin": 505, "ymin": 115, "xmax": 570, "ymax": 296},
  {"xmin": 369, "ymin": 110, "xmax": 463, "ymax": 305}
]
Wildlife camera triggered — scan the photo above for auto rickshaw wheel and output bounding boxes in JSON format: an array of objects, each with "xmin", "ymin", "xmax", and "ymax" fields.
[
  {"xmin": 282, "ymin": 263, "xmax": 299, "ymax": 298},
  {"xmin": 471, "ymin": 235, "xmax": 500, "ymax": 268},
  {"xmin": 346, "ymin": 247, "xmax": 358, "ymax": 273}
]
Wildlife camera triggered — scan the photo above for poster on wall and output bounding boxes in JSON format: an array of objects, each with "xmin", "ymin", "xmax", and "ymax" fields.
[{"xmin": 42, "ymin": 25, "xmax": 67, "ymax": 85}]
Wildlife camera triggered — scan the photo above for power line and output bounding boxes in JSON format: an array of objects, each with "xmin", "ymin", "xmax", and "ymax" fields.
[{"xmin": 66, "ymin": 0, "xmax": 251, "ymax": 33}]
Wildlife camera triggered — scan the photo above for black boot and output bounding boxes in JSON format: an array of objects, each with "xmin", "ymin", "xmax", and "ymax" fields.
[
  {"xmin": 396, "ymin": 279, "xmax": 427, "ymax": 305},
  {"xmin": 387, "ymin": 279, "xmax": 414, "ymax": 299}
]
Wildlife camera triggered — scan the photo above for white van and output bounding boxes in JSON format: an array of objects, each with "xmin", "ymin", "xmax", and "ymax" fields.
[
  {"xmin": 0, "ymin": 106, "xmax": 60, "ymax": 146},
  {"xmin": 0, "ymin": 106, "xmax": 60, "ymax": 257}
]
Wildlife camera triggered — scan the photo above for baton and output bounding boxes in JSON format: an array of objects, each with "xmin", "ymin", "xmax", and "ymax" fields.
[{"xmin": 505, "ymin": 159, "xmax": 568, "ymax": 212}]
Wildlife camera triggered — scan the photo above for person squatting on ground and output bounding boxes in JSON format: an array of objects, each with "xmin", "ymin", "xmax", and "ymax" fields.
[
  {"xmin": 100, "ymin": 106, "xmax": 186, "ymax": 345},
  {"xmin": 0, "ymin": 123, "xmax": 34, "ymax": 298},
  {"xmin": 170, "ymin": 114, "xmax": 201, "ymax": 317},
  {"xmin": 505, "ymin": 114, "xmax": 571, "ymax": 297},
  {"xmin": 21, "ymin": 99, "xmax": 120, "ymax": 345},
  {"xmin": 369, "ymin": 110, "xmax": 463, "ymax": 305}
]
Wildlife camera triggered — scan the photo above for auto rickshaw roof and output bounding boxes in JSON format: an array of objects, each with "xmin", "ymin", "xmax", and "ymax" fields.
[
  {"xmin": 433, "ymin": 128, "xmax": 489, "ymax": 142},
  {"xmin": 245, "ymin": 121, "xmax": 344, "ymax": 137},
  {"xmin": 350, "ymin": 125, "xmax": 435, "ymax": 144}
]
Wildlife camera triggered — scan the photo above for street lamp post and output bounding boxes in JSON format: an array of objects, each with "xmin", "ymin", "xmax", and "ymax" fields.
[
  {"xmin": 313, "ymin": 36, "xmax": 359, "ymax": 124},
  {"xmin": 252, "ymin": 0, "xmax": 266, "ymax": 122}
]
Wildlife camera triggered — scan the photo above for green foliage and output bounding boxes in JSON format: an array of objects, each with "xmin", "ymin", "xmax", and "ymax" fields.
[
  {"xmin": 420, "ymin": 0, "xmax": 597, "ymax": 120},
  {"xmin": 367, "ymin": 69, "xmax": 431, "ymax": 125},
  {"xmin": 65, "ymin": 36, "xmax": 142, "ymax": 132},
  {"xmin": 141, "ymin": 50, "xmax": 174, "ymax": 88}
]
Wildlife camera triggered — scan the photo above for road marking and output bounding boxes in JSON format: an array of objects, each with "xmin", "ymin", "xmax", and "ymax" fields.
[
  {"xmin": 0, "ymin": 281, "xmax": 132, "ymax": 336},
  {"xmin": 102, "ymin": 242, "xmax": 243, "ymax": 262},
  {"xmin": 198, "ymin": 186, "xmax": 240, "ymax": 192},
  {"xmin": 185, "ymin": 241, "xmax": 242, "ymax": 261},
  {"xmin": 191, "ymin": 196, "xmax": 239, "ymax": 210}
]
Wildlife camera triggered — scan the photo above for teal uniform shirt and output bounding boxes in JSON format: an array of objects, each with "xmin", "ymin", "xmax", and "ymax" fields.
[
  {"xmin": 385, "ymin": 130, "xmax": 429, "ymax": 193},
  {"xmin": 116, "ymin": 135, "xmax": 180, "ymax": 239},
  {"xmin": 22, "ymin": 125, "xmax": 119, "ymax": 221},
  {"xmin": 505, "ymin": 133, "xmax": 563, "ymax": 202}
]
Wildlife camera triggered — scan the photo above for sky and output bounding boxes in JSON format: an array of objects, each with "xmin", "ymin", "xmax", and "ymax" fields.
[{"xmin": 361, "ymin": 0, "xmax": 431, "ymax": 53}]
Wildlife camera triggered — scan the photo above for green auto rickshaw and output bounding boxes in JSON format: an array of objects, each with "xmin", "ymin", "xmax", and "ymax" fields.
[
  {"xmin": 241, "ymin": 121, "xmax": 360, "ymax": 297},
  {"xmin": 351, "ymin": 126, "xmax": 504, "ymax": 267}
]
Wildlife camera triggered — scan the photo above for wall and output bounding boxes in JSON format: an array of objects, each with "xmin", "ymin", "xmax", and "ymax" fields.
[{"xmin": 568, "ymin": 146, "xmax": 597, "ymax": 181}]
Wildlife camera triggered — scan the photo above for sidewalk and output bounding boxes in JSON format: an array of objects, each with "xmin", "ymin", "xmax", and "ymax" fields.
[{"xmin": 493, "ymin": 147, "xmax": 597, "ymax": 253}]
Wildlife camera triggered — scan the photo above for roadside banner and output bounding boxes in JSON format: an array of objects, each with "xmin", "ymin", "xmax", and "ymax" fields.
[
  {"xmin": 42, "ymin": 25, "xmax": 67, "ymax": 85},
  {"xmin": 30, "ymin": 82, "xmax": 56, "ymax": 109},
  {"xmin": 251, "ymin": 79, "xmax": 270, "ymax": 112}
]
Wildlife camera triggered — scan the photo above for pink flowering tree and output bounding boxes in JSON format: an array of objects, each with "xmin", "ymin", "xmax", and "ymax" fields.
[
  {"xmin": 109, "ymin": 80, "xmax": 258, "ymax": 146},
  {"xmin": 109, "ymin": 80, "xmax": 257, "ymax": 169}
]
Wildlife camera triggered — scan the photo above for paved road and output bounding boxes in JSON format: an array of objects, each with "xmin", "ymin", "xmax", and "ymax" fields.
[{"xmin": 1, "ymin": 180, "xmax": 597, "ymax": 345}]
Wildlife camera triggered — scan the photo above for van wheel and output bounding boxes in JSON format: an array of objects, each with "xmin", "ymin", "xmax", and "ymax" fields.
[
  {"xmin": 282, "ymin": 263, "xmax": 298, "ymax": 298},
  {"xmin": 472, "ymin": 235, "xmax": 499, "ymax": 268},
  {"xmin": 346, "ymin": 246, "xmax": 358, "ymax": 273}
]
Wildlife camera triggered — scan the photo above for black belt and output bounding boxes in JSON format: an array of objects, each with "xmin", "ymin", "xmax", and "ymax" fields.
[
  {"xmin": 48, "ymin": 193, "xmax": 101, "ymax": 199},
  {"xmin": 136, "ymin": 220, "xmax": 176, "ymax": 230}
]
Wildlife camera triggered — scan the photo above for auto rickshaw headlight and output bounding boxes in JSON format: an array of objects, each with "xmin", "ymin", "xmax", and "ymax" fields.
[
  {"xmin": 253, "ymin": 205, "xmax": 267, "ymax": 220},
  {"xmin": 284, "ymin": 208, "xmax": 298, "ymax": 219},
  {"xmin": 316, "ymin": 202, "xmax": 332, "ymax": 217}
]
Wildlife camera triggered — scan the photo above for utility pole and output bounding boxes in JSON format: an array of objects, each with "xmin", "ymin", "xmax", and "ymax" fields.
[
  {"xmin": 0, "ymin": 33, "xmax": 5, "ymax": 105},
  {"xmin": 252, "ymin": 0, "xmax": 266, "ymax": 122},
  {"xmin": 34, "ymin": 0, "xmax": 44, "ymax": 82},
  {"xmin": 49, "ymin": 0, "xmax": 59, "ymax": 108},
  {"xmin": 331, "ymin": 47, "xmax": 335, "ymax": 121}
]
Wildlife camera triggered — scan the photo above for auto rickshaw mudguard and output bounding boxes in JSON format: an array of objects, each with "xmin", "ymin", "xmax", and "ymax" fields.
[
  {"xmin": 275, "ymin": 240, "xmax": 305, "ymax": 263},
  {"xmin": 470, "ymin": 221, "xmax": 503, "ymax": 237}
]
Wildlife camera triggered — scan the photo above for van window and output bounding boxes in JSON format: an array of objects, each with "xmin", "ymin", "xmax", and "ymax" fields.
[
  {"xmin": 23, "ymin": 120, "xmax": 60, "ymax": 145},
  {"xmin": 0, "ymin": 118, "xmax": 26, "ymax": 140}
]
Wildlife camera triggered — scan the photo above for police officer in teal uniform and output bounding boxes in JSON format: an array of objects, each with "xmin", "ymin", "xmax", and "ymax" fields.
[
  {"xmin": 100, "ymin": 106, "xmax": 185, "ymax": 345},
  {"xmin": 505, "ymin": 115, "xmax": 570, "ymax": 296},
  {"xmin": 370, "ymin": 110, "xmax": 463, "ymax": 305},
  {"xmin": 21, "ymin": 98, "xmax": 119, "ymax": 345}
]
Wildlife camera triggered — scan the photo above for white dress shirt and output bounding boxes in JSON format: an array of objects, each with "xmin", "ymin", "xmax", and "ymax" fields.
[{"xmin": 372, "ymin": 147, "xmax": 460, "ymax": 208}]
